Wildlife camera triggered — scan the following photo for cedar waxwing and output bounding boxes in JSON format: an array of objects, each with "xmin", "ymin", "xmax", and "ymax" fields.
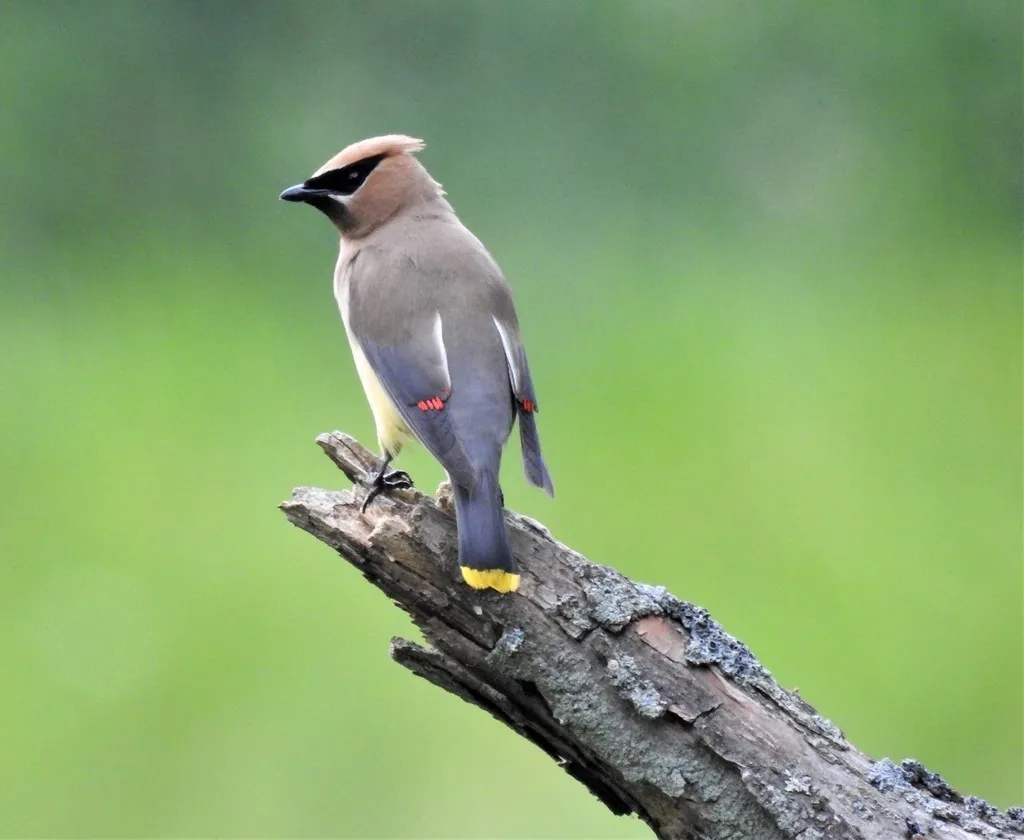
[{"xmin": 280, "ymin": 135, "xmax": 554, "ymax": 593}]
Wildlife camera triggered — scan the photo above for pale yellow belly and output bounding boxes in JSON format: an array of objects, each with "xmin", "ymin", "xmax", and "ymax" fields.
[
  {"xmin": 334, "ymin": 249, "xmax": 411, "ymax": 457},
  {"xmin": 349, "ymin": 336, "xmax": 411, "ymax": 456}
]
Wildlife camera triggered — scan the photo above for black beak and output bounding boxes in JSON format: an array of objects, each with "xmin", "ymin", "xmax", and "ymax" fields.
[
  {"xmin": 279, "ymin": 182, "xmax": 348, "ymax": 225},
  {"xmin": 279, "ymin": 184, "xmax": 314, "ymax": 202}
]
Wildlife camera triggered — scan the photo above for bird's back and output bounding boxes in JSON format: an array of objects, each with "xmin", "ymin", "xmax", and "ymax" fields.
[{"xmin": 349, "ymin": 211, "xmax": 517, "ymax": 473}]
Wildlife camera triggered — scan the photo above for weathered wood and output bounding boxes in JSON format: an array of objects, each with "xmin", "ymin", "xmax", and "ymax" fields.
[{"xmin": 280, "ymin": 431, "xmax": 1024, "ymax": 840}]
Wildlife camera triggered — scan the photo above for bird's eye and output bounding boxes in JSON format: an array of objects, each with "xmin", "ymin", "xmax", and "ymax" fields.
[{"xmin": 305, "ymin": 154, "xmax": 386, "ymax": 196}]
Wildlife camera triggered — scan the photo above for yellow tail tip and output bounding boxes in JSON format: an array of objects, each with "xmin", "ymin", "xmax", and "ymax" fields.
[{"xmin": 461, "ymin": 567, "xmax": 520, "ymax": 593}]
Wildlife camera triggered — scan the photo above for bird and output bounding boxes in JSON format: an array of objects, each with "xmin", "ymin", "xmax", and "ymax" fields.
[{"xmin": 280, "ymin": 135, "xmax": 554, "ymax": 593}]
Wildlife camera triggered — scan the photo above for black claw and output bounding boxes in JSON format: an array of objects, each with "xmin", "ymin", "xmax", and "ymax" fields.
[
  {"xmin": 382, "ymin": 469, "xmax": 413, "ymax": 489},
  {"xmin": 360, "ymin": 454, "xmax": 414, "ymax": 513}
]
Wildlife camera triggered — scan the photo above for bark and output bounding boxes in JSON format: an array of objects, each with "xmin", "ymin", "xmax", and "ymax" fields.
[{"xmin": 279, "ymin": 431, "xmax": 1024, "ymax": 840}]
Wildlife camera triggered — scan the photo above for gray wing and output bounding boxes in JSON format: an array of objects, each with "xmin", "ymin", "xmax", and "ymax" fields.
[
  {"xmin": 347, "ymin": 249, "xmax": 477, "ymax": 487},
  {"xmin": 493, "ymin": 316, "xmax": 555, "ymax": 497}
]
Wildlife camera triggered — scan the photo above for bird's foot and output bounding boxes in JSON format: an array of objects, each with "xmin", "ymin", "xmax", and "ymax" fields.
[{"xmin": 361, "ymin": 465, "xmax": 414, "ymax": 513}]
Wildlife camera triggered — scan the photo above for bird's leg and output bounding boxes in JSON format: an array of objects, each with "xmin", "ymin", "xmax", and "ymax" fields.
[{"xmin": 361, "ymin": 451, "xmax": 413, "ymax": 513}]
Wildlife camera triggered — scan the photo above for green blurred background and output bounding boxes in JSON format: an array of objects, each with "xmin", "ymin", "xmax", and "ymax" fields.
[{"xmin": 1, "ymin": 1, "xmax": 1020, "ymax": 836}]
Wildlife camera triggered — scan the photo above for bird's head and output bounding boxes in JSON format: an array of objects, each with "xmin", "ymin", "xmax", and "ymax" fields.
[{"xmin": 280, "ymin": 134, "xmax": 441, "ymax": 237}]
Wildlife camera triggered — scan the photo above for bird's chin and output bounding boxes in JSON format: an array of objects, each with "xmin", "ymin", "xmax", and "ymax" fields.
[{"xmin": 305, "ymin": 194, "xmax": 352, "ymax": 229}]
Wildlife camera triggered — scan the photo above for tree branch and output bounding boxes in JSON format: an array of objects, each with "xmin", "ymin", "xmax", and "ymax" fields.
[{"xmin": 280, "ymin": 432, "xmax": 1023, "ymax": 840}]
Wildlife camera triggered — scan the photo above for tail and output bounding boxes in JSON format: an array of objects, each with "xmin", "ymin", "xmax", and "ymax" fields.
[{"xmin": 453, "ymin": 468, "xmax": 519, "ymax": 593}]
